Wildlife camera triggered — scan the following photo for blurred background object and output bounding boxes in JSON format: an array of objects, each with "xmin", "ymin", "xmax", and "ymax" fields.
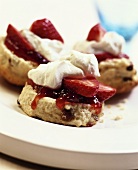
[{"xmin": 94, "ymin": 0, "xmax": 138, "ymax": 41}]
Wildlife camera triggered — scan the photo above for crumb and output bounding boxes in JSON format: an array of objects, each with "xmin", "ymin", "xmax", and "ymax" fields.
[
  {"xmin": 99, "ymin": 119, "xmax": 104, "ymax": 123},
  {"xmin": 64, "ymin": 104, "xmax": 71, "ymax": 110},
  {"xmin": 116, "ymin": 103, "xmax": 125, "ymax": 110},
  {"xmin": 120, "ymin": 99, "xmax": 128, "ymax": 103},
  {"xmin": 112, "ymin": 115, "xmax": 123, "ymax": 121},
  {"xmin": 106, "ymin": 104, "xmax": 111, "ymax": 108},
  {"xmin": 116, "ymin": 103, "xmax": 122, "ymax": 107},
  {"xmin": 119, "ymin": 106, "xmax": 125, "ymax": 110}
]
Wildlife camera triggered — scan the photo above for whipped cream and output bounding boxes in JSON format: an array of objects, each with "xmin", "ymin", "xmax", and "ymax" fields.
[
  {"xmin": 21, "ymin": 29, "xmax": 69, "ymax": 61},
  {"xmin": 60, "ymin": 50, "xmax": 100, "ymax": 77},
  {"xmin": 28, "ymin": 50, "xmax": 100, "ymax": 89},
  {"xmin": 74, "ymin": 32, "xmax": 125, "ymax": 56}
]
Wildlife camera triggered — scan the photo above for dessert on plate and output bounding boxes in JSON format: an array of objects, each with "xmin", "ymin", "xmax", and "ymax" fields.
[
  {"xmin": 0, "ymin": 18, "xmax": 66, "ymax": 85},
  {"xmin": 18, "ymin": 50, "xmax": 116, "ymax": 127},
  {"xmin": 73, "ymin": 24, "xmax": 138, "ymax": 93}
]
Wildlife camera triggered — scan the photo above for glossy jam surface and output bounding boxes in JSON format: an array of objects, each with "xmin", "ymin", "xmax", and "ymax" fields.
[
  {"xmin": 5, "ymin": 24, "xmax": 49, "ymax": 64},
  {"xmin": 95, "ymin": 52, "xmax": 129, "ymax": 63},
  {"xmin": 27, "ymin": 79, "xmax": 102, "ymax": 121}
]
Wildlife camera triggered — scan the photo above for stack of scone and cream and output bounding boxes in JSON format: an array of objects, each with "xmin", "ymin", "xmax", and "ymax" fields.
[
  {"xmin": 0, "ymin": 18, "xmax": 67, "ymax": 85},
  {"xmin": 74, "ymin": 24, "xmax": 138, "ymax": 93},
  {"xmin": 18, "ymin": 50, "xmax": 116, "ymax": 127}
]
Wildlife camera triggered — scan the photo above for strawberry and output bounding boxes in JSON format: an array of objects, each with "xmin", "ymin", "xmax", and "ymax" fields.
[
  {"xmin": 86, "ymin": 23, "xmax": 106, "ymax": 42},
  {"xmin": 96, "ymin": 83, "xmax": 116, "ymax": 101},
  {"xmin": 30, "ymin": 18, "xmax": 64, "ymax": 43},
  {"xmin": 5, "ymin": 24, "xmax": 48, "ymax": 64},
  {"xmin": 95, "ymin": 52, "xmax": 117, "ymax": 63},
  {"xmin": 63, "ymin": 78, "xmax": 99, "ymax": 97},
  {"xmin": 95, "ymin": 52, "xmax": 129, "ymax": 63},
  {"xmin": 5, "ymin": 24, "xmax": 34, "ymax": 52}
]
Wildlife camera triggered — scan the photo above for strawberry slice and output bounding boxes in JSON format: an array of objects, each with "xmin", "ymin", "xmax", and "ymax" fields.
[
  {"xmin": 30, "ymin": 18, "xmax": 64, "ymax": 43},
  {"xmin": 5, "ymin": 24, "xmax": 48, "ymax": 64},
  {"xmin": 95, "ymin": 52, "xmax": 129, "ymax": 63},
  {"xmin": 95, "ymin": 52, "xmax": 114, "ymax": 63},
  {"xmin": 63, "ymin": 78, "xmax": 99, "ymax": 97},
  {"xmin": 87, "ymin": 23, "xmax": 106, "ymax": 42},
  {"xmin": 96, "ymin": 83, "xmax": 116, "ymax": 101}
]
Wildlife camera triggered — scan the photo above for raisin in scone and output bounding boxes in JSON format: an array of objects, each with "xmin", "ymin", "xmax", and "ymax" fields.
[
  {"xmin": 73, "ymin": 24, "xmax": 138, "ymax": 93},
  {"xmin": 0, "ymin": 18, "xmax": 65, "ymax": 86},
  {"xmin": 18, "ymin": 51, "xmax": 116, "ymax": 127}
]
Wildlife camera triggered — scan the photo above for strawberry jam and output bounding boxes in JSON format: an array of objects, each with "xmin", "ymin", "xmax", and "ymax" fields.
[
  {"xmin": 5, "ymin": 24, "xmax": 49, "ymax": 64},
  {"xmin": 27, "ymin": 79, "xmax": 102, "ymax": 121}
]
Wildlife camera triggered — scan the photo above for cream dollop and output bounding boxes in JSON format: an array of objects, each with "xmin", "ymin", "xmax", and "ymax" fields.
[
  {"xmin": 28, "ymin": 50, "xmax": 100, "ymax": 89},
  {"xmin": 21, "ymin": 29, "xmax": 69, "ymax": 61},
  {"xmin": 60, "ymin": 50, "xmax": 100, "ymax": 77},
  {"xmin": 74, "ymin": 32, "xmax": 125, "ymax": 55}
]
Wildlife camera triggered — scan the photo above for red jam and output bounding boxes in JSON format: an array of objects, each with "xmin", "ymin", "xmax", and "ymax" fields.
[
  {"xmin": 5, "ymin": 24, "xmax": 49, "ymax": 64},
  {"xmin": 27, "ymin": 79, "xmax": 103, "ymax": 121},
  {"xmin": 95, "ymin": 52, "xmax": 129, "ymax": 63}
]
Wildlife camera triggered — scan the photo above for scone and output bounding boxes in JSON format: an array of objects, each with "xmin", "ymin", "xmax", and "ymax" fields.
[
  {"xmin": 0, "ymin": 18, "xmax": 65, "ymax": 86},
  {"xmin": 97, "ymin": 58, "xmax": 138, "ymax": 93},
  {"xmin": 18, "ymin": 51, "xmax": 116, "ymax": 127},
  {"xmin": 73, "ymin": 24, "xmax": 138, "ymax": 93}
]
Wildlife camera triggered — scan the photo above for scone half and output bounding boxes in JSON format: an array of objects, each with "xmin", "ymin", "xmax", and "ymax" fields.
[{"xmin": 18, "ymin": 84, "xmax": 104, "ymax": 127}]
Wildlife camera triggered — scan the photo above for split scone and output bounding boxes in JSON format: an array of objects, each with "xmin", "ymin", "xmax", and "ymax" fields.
[
  {"xmin": 73, "ymin": 24, "xmax": 138, "ymax": 93},
  {"xmin": 18, "ymin": 51, "xmax": 116, "ymax": 127},
  {"xmin": 0, "ymin": 18, "xmax": 66, "ymax": 85}
]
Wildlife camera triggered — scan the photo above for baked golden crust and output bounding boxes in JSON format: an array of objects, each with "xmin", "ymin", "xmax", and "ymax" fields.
[
  {"xmin": 18, "ymin": 84, "xmax": 104, "ymax": 127},
  {"xmin": 97, "ymin": 58, "xmax": 138, "ymax": 93},
  {"xmin": 0, "ymin": 37, "xmax": 38, "ymax": 86}
]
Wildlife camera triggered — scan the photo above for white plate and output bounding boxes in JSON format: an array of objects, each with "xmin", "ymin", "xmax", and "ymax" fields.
[{"xmin": 1, "ymin": 75, "xmax": 138, "ymax": 170}]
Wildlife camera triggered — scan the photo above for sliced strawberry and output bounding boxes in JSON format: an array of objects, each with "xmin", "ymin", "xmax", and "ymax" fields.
[
  {"xmin": 95, "ymin": 52, "xmax": 117, "ymax": 63},
  {"xmin": 63, "ymin": 78, "xmax": 99, "ymax": 97},
  {"xmin": 5, "ymin": 24, "xmax": 48, "ymax": 64},
  {"xmin": 87, "ymin": 23, "xmax": 106, "ymax": 42},
  {"xmin": 95, "ymin": 52, "xmax": 129, "ymax": 63},
  {"xmin": 30, "ymin": 18, "xmax": 64, "ymax": 43},
  {"xmin": 96, "ymin": 83, "xmax": 116, "ymax": 101}
]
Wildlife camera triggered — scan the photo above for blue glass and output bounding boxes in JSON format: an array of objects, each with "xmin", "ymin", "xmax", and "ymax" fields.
[{"xmin": 95, "ymin": 0, "xmax": 138, "ymax": 41}]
